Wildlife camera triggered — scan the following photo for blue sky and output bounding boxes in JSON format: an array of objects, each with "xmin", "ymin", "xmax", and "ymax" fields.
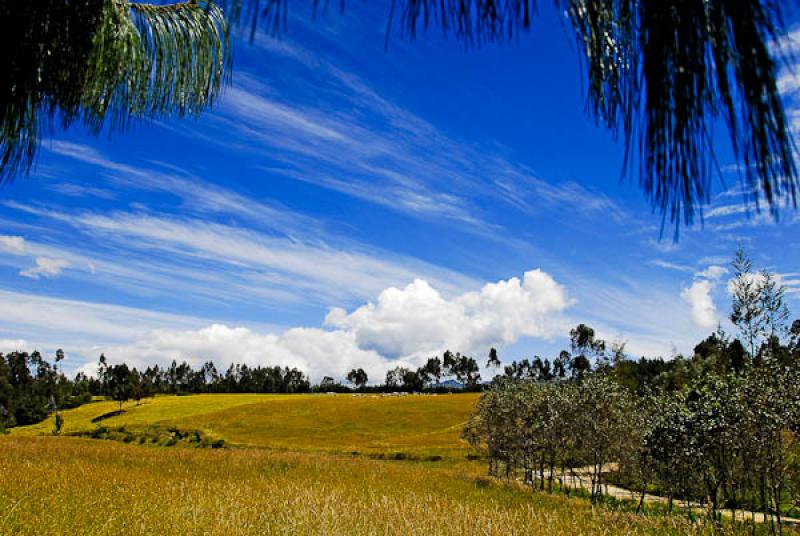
[{"xmin": 1, "ymin": 3, "xmax": 799, "ymax": 380}]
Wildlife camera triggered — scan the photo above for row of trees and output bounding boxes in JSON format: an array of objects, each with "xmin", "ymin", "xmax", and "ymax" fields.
[
  {"xmin": 341, "ymin": 350, "xmax": 483, "ymax": 392},
  {"xmin": 95, "ymin": 357, "xmax": 313, "ymax": 408},
  {"xmin": 466, "ymin": 335, "xmax": 800, "ymax": 529},
  {"xmin": 465, "ymin": 250, "xmax": 800, "ymax": 532}
]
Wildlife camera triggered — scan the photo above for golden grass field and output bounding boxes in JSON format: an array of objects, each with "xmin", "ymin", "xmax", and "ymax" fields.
[
  {"xmin": 1, "ymin": 393, "xmax": 717, "ymax": 535},
  {"xmin": 11, "ymin": 393, "xmax": 479, "ymax": 459}
]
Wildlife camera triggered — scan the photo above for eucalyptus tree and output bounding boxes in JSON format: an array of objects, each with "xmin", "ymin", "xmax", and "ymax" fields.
[
  {"xmin": 616, "ymin": 391, "xmax": 658, "ymax": 514},
  {"xmin": 443, "ymin": 351, "xmax": 481, "ymax": 388},
  {"xmin": 106, "ymin": 363, "xmax": 137, "ymax": 410},
  {"xmin": 760, "ymin": 269, "xmax": 792, "ymax": 343},
  {"xmin": 3, "ymin": 1, "xmax": 798, "ymax": 230},
  {"xmin": 731, "ymin": 248, "xmax": 766, "ymax": 359},
  {"xmin": 570, "ymin": 374, "xmax": 635, "ymax": 503},
  {"xmin": 463, "ymin": 380, "xmax": 513, "ymax": 476},
  {"xmin": 687, "ymin": 375, "xmax": 745, "ymax": 524},
  {"xmin": 346, "ymin": 367, "xmax": 368, "ymax": 389},
  {"xmin": 740, "ymin": 364, "xmax": 800, "ymax": 532},
  {"xmin": 569, "ymin": 323, "xmax": 604, "ymax": 379},
  {"xmin": 487, "ymin": 347, "xmax": 501, "ymax": 378},
  {"xmin": 384, "ymin": 366, "xmax": 408, "ymax": 389},
  {"xmin": 642, "ymin": 390, "xmax": 700, "ymax": 513},
  {"xmin": 419, "ymin": 357, "xmax": 442, "ymax": 386},
  {"xmin": 0, "ymin": 354, "xmax": 13, "ymax": 431}
]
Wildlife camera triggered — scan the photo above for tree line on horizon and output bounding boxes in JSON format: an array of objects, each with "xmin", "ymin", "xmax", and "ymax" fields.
[
  {"xmin": 0, "ymin": 345, "xmax": 492, "ymax": 430},
  {"xmin": 465, "ymin": 249, "xmax": 800, "ymax": 532},
  {"xmin": 0, "ymin": 321, "xmax": 727, "ymax": 432}
]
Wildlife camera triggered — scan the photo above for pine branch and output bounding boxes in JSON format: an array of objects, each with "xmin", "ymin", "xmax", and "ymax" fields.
[
  {"xmin": 127, "ymin": 0, "xmax": 230, "ymax": 117},
  {"xmin": 2, "ymin": 0, "xmax": 796, "ymax": 231},
  {"xmin": 390, "ymin": 0, "xmax": 798, "ymax": 230},
  {"xmin": 0, "ymin": 0, "xmax": 230, "ymax": 183}
]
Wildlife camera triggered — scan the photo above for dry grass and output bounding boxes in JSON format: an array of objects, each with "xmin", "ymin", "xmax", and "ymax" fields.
[
  {"xmin": 0, "ymin": 436, "xmax": 707, "ymax": 535},
  {"xmin": 13, "ymin": 393, "xmax": 479, "ymax": 459},
  {"xmin": 3, "ymin": 393, "xmax": 735, "ymax": 534}
]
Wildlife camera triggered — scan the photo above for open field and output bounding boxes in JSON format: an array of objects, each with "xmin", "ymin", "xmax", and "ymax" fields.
[
  {"xmin": 12, "ymin": 393, "xmax": 480, "ymax": 460},
  {"xmin": 1, "ymin": 435, "xmax": 710, "ymax": 535},
  {"xmin": 0, "ymin": 393, "xmax": 761, "ymax": 534}
]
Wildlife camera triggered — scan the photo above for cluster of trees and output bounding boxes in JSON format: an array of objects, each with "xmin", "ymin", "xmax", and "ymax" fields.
[
  {"xmin": 333, "ymin": 352, "xmax": 483, "ymax": 393},
  {"xmin": 465, "ymin": 250, "xmax": 800, "ymax": 531},
  {"xmin": 0, "ymin": 354, "xmax": 314, "ymax": 430},
  {"xmin": 382, "ymin": 350, "xmax": 481, "ymax": 391},
  {"xmin": 323, "ymin": 352, "xmax": 483, "ymax": 393},
  {"xmin": 0, "ymin": 350, "xmax": 92, "ymax": 430}
]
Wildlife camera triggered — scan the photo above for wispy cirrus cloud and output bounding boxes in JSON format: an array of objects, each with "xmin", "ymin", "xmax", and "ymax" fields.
[
  {"xmin": 3, "ymin": 197, "xmax": 477, "ymax": 313},
  {"xmin": 647, "ymin": 259, "xmax": 694, "ymax": 272},
  {"xmin": 198, "ymin": 43, "xmax": 628, "ymax": 232}
]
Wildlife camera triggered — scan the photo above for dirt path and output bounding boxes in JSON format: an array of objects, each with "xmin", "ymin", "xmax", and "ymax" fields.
[{"xmin": 531, "ymin": 466, "xmax": 800, "ymax": 527}]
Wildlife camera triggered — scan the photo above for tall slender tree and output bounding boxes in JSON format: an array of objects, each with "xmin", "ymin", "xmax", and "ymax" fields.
[
  {"xmin": 730, "ymin": 248, "xmax": 765, "ymax": 359},
  {"xmin": 759, "ymin": 269, "xmax": 791, "ymax": 341}
]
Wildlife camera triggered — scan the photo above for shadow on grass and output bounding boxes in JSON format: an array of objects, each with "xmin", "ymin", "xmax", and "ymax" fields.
[{"xmin": 90, "ymin": 410, "xmax": 125, "ymax": 423}]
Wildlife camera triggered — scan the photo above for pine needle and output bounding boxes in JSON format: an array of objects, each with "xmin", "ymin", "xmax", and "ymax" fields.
[{"xmin": 0, "ymin": 0, "xmax": 230, "ymax": 183}]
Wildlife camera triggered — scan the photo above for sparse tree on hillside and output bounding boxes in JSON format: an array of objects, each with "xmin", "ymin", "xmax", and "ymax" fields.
[
  {"xmin": 759, "ymin": 269, "xmax": 791, "ymax": 342},
  {"xmin": 319, "ymin": 376, "xmax": 336, "ymax": 392},
  {"xmin": 0, "ymin": 354, "xmax": 13, "ymax": 431},
  {"xmin": 553, "ymin": 351, "xmax": 570, "ymax": 380},
  {"xmin": 202, "ymin": 361, "xmax": 221, "ymax": 387},
  {"xmin": 443, "ymin": 350, "xmax": 456, "ymax": 379},
  {"xmin": 569, "ymin": 355, "xmax": 591, "ymax": 381},
  {"xmin": 445, "ymin": 352, "xmax": 481, "ymax": 388},
  {"xmin": 98, "ymin": 353, "xmax": 109, "ymax": 396},
  {"xmin": 107, "ymin": 363, "xmax": 137, "ymax": 411},
  {"xmin": 569, "ymin": 324, "xmax": 604, "ymax": 379},
  {"xmin": 730, "ymin": 248, "xmax": 765, "ymax": 359},
  {"xmin": 385, "ymin": 367, "xmax": 408, "ymax": 390},
  {"xmin": 487, "ymin": 348, "xmax": 501, "ymax": 374},
  {"xmin": 504, "ymin": 359, "xmax": 534, "ymax": 381},
  {"xmin": 346, "ymin": 368, "xmax": 368, "ymax": 389},
  {"xmin": 419, "ymin": 357, "xmax": 442, "ymax": 386}
]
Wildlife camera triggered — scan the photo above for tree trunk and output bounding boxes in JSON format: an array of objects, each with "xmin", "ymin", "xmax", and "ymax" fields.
[
  {"xmin": 636, "ymin": 487, "xmax": 646, "ymax": 514},
  {"xmin": 539, "ymin": 452, "xmax": 545, "ymax": 491},
  {"xmin": 761, "ymin": 474, "xmax": 773, "ymax": 535},
  {"xmin": 773, "ymin": 483, "xmax": 783, "ymax": 536}
]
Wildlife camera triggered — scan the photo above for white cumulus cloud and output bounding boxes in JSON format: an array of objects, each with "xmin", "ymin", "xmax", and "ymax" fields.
[
  {"xmin": 77, "ymin": 269, "xmax": 572, "ymax": 381},
  {"xmin": 325, "ymin": 269, "xmax": 571, "ymax": 359},
  {"xmin": 681, "ymin": 280, "xmax": 719, "ymax": 329}
]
